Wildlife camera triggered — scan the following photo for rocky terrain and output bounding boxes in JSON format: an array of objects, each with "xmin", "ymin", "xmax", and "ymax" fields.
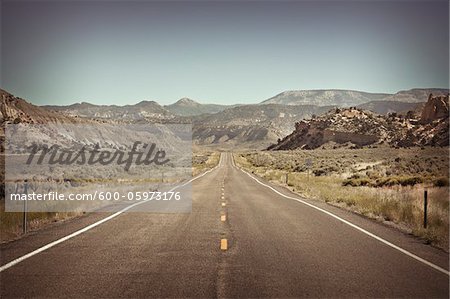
[
  {"xmin": 43, "ymin": 95, "xmax": 334, "ymax": 148},
  {"xmin": 0, "ymin": 90, "xmax": 187, "ymax": 155},
  {"xmin": 268, "ymin": 93, "xmax": 449, "ymax": 150},
  {"xmin": 420, "ymin": 93, "xmax": 449, "ymax": 123},
  {"xmin": 191, "ymin": 104, "xmax": 333, "ymax": 148},
  {"xmin": 1, "ymin": 89, "xmax": 78, "ymax": 124},
  {"xmin": 3, "ymin": 88, "xmax": 449, "ymax": 149}
]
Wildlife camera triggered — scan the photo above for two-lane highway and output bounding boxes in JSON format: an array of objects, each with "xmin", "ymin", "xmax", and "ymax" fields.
[{"xmin": 1, "ymin": 153, "xmax": 449, "ymax": 298}]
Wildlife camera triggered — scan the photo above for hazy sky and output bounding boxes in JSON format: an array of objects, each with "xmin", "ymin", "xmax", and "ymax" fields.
[{"xmin": 1, "ymin": 0, "xmax": 449, "ymax": 106}]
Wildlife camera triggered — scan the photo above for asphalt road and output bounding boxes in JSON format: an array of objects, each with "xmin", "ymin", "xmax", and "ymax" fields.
[{"xmin": 1, "ymin": 153, "xmax": 449, "ymax": 298}]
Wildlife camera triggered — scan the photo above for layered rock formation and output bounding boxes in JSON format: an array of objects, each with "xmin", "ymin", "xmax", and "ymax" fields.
[
  {"xmin": 420, "ymin": 93, "xmax": 449, "ymax": 124},
  {"xmin": 269, "ymin": 93, "xmax": 449, "ymax": 150},
  {"xmin": 1, "ymin": 89, "xmax": 77, "ymax": 124}
]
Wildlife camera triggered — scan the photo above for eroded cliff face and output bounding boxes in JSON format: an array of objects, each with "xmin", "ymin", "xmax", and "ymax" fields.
[
  {"xmin": 0, "ymin": 89, "xmax": 25, "ymax": 123},
  {"xmin": 269, "ymin": 93, "xmax": 449, "ymax": 150},
  {"xmin": 0, "ymin": 89, "xmax": 78, "ymax": 124},
  {"xmin": 420, "ymin": 93, "xmax": 449, "ymax": 124}
]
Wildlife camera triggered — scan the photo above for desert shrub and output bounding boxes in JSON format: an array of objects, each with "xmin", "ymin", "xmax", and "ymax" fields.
[
  {"xmin": 434, "ymin": 177, "xmax": 449, "ymax": 187},
  {"xmin": 366, "ymin": 170, "xmax": 380, "ymax": 179},
  {"xmin": 234, "ymin": 148, "xmax": 449, "ymax": 250},
  {"xmin": 359, "ymin": 178, "xmax": 371, "ymax": 186},
  {"xmin": 313, "ymin": 168, "xmax": 327, "ymax": 176},
  {"xmin": 342, "ymin": 179, "xmax": 356, "ymax": 186},
  {"xmin": 375, "ymin": 177, "xmax": 398, "ymax": 187},
  {"xmin": 398, "ymin": 176, "xmax": 423, "ymax": 186},
  {"xmin": 294, "ymin": 165, "xmax": 306, "ymax": 172},
  {"xmin": 342, "ymin": 178, "xmax": 371, "ymax": 187}
]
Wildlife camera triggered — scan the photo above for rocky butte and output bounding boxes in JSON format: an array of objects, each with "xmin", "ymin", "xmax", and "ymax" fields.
[{"xmin": 268, "ymin": 93, "xmax": 449, "ymax": 150}]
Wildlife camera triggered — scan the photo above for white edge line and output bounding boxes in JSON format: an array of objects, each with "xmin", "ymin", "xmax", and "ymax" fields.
[
  {"xmin": 232, "ymin": 154, "xmax": 449, "ymax": 277},
  {"xmin": 0, "ymin": 154, "xmax": 223, "ymax": 273}
]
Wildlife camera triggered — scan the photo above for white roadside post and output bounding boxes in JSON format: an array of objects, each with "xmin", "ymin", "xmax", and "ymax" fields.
[{"xmin": 305, "ymin": 158, "xmax": 313, "ymax": 181}]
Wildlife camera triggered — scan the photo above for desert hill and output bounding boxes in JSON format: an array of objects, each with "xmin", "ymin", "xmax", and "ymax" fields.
[
  {"xmin": 44, "ymin": 100, "xmax": 173, "ymax": 121},
  {"xmin": 46, "ymin": 97, "xmax": 232, "ymax": 118},
  {"xmin": 262, "ymin": 88, "xmax": 448, "ymax": 107},
  {"xmin": 164, "ymin": 98, "xmax": 231, "ymax": 116},
  {"xmin": 356, "ymin": 100, "xmax": 423, "ymax": 115},
  {"xmin": 191, "ymin": 104, "xmax": 333, "ymax": 148},
  {"xmin": 268, "ymin": 93, "xmax": 449, "ymax": 150},
  {"xmin": 1, "ymin": 89, "xmax": 78, "ymax": 124},
  {"xmin": 262, "ymin": 89, "xmax": 389, "ymax": 106},
  {"xmin": 3, "ymin": 88, "xmax": 449, "ymax": 149}
]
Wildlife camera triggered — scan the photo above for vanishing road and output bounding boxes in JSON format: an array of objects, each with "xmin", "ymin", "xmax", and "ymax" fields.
[{"xmin": 1, "ymin": 153, "xmax": 449, "ymax": 297}]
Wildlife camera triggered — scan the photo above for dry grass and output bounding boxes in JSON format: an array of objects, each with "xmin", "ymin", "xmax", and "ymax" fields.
[
  {"xmin": 0, "ymin": 151, "xmax": 219, "ymax": 243},
  {"xmin": 234, "ymin": 148, "xmax": 449, "ymax": 250},
  {"xmin": 192, "ymin": 151, "xmax": 220, "ymax": 176},
  {"xmin": 0, "ymin": 200, "xmax": 82, "ymax": 243}
]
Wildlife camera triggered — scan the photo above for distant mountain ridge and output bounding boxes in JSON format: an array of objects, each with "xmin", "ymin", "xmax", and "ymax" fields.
[
  {"xmin": 269, "ymin": 93, "xmax": 449, "ymax": 150},
  {"xmin": 261, "ymin": 88, "xmax": 448, "ymax": 107},
  {"xmin": 382, "ymin": 88, "xmax": 449, "ymax": 103},
  {"xmin": 164, "ymin": 98, "xmax": 231, "ymax": 116},
  {"xmin": 44, "ymin": 100, "xmax": 173, "ymax": 121},
  {"xmin": 3, "ymin": 87, "xmax": 448, "ymax": 149},
  {"xmin": 45, "ymin": 97, "xmax": 233, "ymax": 118},
  {"xmin": 356, "ymin": 101, "xmax": 424, "ymax": 115},
  {"xmin": 262, "ymin": 89, "xmax": 389, "ymax": 106},
  {"xmin": 43, "ymin": 88, "xmax": 449, "ymax": 118}
]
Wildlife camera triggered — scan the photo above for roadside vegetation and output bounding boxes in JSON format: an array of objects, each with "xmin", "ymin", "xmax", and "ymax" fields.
[
  {"xmin": 1, "ymin": 152, "xmax": 218, "ymax": 243},
  {"xmin": 1, "ymin": 152, "xmax": 83, "ymax": 243},
  {"xmin": 192, "ymin": 151, "xmax": 220, "ymax": 176},
  {"xmin": 0, "ymin": 202, "xmax": 82, "ymax": 243},
  {"xmin": 234, "ymin": 147, "xmax": 449, "ymax": 250}
]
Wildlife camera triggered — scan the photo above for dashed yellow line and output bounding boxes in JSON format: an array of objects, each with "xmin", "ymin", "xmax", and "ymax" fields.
[
  {"xmin": 221, "ymin": 214, "xmax": 226, "ymax": 222},
  {"xmin": 221, "ymin": 202, "xmax": 226, "ymax": 207},
  {"xmin": 220, "ymin": 239, "xmax": 228, "ymax": 250}
]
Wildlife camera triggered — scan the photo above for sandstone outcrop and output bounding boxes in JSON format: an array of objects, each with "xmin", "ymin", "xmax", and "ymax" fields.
[
  {"xmin": 269, "ymin": 93, "xmax": 449, "ymax": 150},
  {"xmin": 420, "ymin": 93, "xmax": 449, "ymax": 124}
]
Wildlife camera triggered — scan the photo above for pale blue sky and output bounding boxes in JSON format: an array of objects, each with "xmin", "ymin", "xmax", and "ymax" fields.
[{"xmin": 1, "ymin": 0, "xmax": 449, "ymax": 105}]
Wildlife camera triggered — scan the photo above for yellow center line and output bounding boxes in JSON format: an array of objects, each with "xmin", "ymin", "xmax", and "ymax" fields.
[
  {"xmin": 221, "ymin": 214, "xmax": 226, "ymax": 222},
  {"xmin": 221, "ymin": 202, "xmax": 226, "ymax": 207},
  {"xmin": 220, "ymin": 239, "xmax": 228, "ymax": 250}
]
